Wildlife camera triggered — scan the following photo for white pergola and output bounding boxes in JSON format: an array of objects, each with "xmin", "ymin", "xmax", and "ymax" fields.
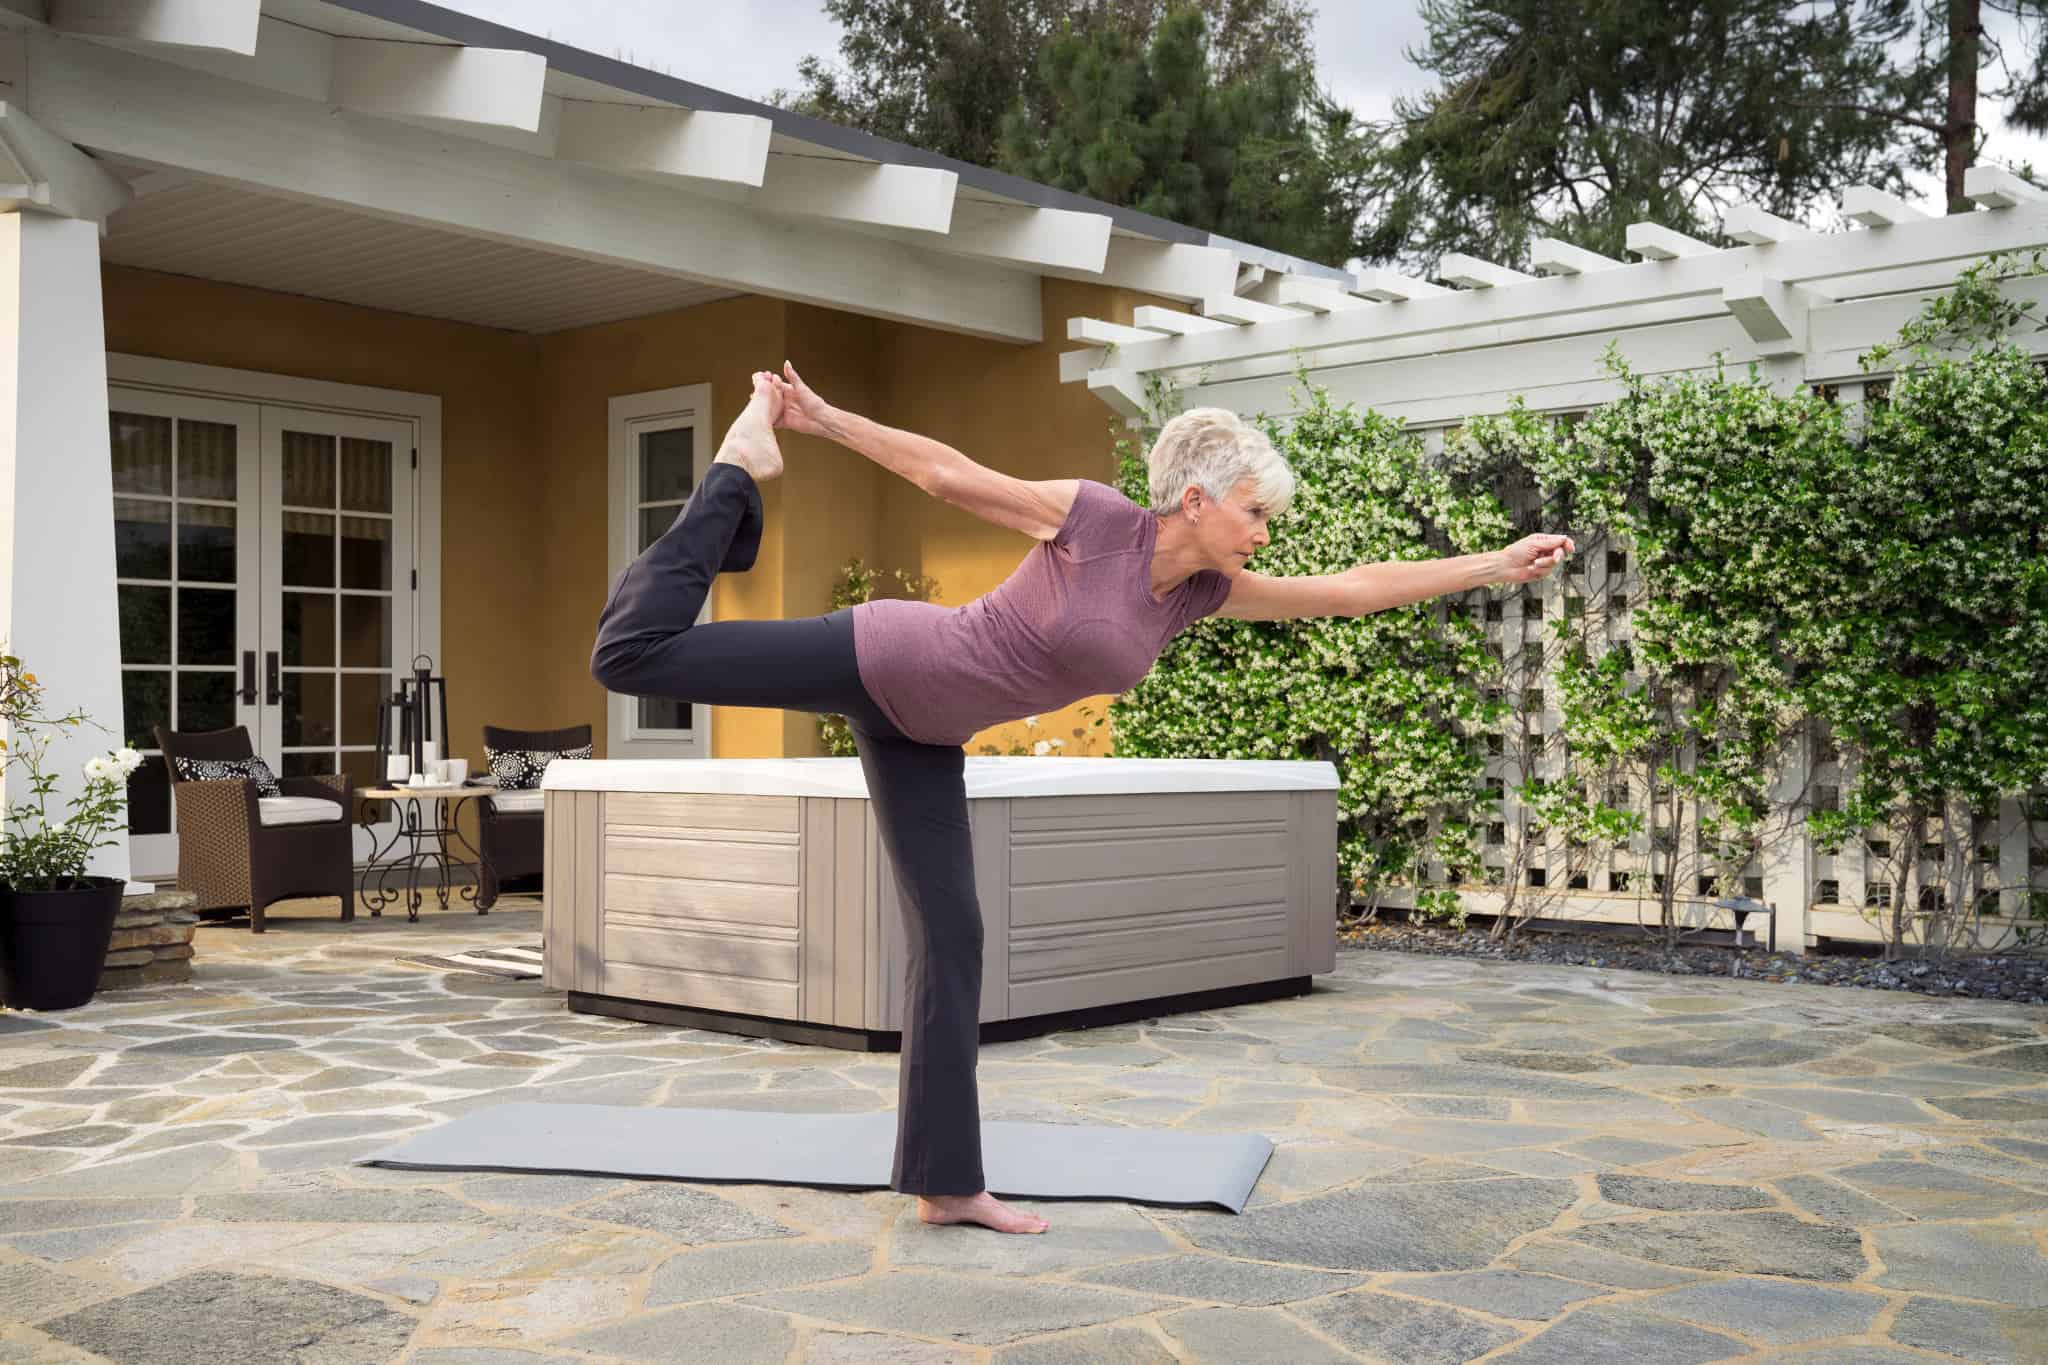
[
  {"xmin": 1066, "ymin": 182, "xmax": 2048, "ymax": 953},
  {"xmin": 0, "ymin": 0, "xmax": 1343, "ymax": 882},
  {"xmin": 1064, "ymin": 170, "xmax": 2048, "ymax": 425}
]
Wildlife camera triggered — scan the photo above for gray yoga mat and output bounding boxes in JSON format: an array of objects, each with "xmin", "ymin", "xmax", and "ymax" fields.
[{"xmin": 359, "ymin": 1102, "xmax": 1272, "ymax": 1214}]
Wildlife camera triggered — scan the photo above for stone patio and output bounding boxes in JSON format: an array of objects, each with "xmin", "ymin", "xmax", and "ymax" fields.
[{"xmin": 2, "ymin": 896, "xmax": 2047, "ymax": 1363}]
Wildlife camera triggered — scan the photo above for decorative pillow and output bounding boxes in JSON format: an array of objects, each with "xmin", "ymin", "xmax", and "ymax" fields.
[
  {"xmin": 485, "ymin": 743, "xmax": 592, "ymax": 791},
  {"xmin": 173, "ymin": 754, "xmax": 282, "ymax": 798}
]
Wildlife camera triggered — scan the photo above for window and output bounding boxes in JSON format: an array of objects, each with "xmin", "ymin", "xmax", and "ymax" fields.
[
  {"xmin": 1522, "ymin": 596, "xmax": 1544, "ymax": 620},
  {"xmin": 1744, "ymin": 875, "xmax": 1764, "ymax": 900},
  {"xmin": 1485, "ymin": 599, "xmax": 1505, "ymax": 623},
  {"xmin": 1817, "ymin": 878, "xmax": 1840, "ymax": 904},
  {"xmin": 1606, "ymin": 549, "xmax": 1628, "ymax": 577},
  {"xmin": 1527, "ymin": 867, "xmax": 1547, "ymax": 887},
  {"xmin": 1487, "ymin": 822, "xmax": 1506, "ymax": 846},
  {"xmin": 1815, "ymin": 785, "xmax": 1840, "ymax": 813},
  {"xmin": 607, "ymin": 384, "xmax": 713, "ymax": 758},
  {"xmin": 1610, "ymin": 871, "xmax": 1631, "ymax": 892},
  {"xmin": 1867, "ymin": 881, "xmax": 1893, "ymax": 909},
  {"xmin": 1652, "ymin": 873, "xmax": 1669, "ymax": 894},
  {"xmin": 1567, "ymin": 872, "xmax": 1589, "ymax": 889}
]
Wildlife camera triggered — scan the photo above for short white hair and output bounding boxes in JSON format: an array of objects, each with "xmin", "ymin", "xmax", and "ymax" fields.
[{"xmin": 1146, "ymin": 407, "xmax": 1295, "ymax": 515}]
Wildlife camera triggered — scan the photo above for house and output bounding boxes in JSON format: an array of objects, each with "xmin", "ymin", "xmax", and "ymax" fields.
[{"xmin": 0, "ymin": 0, "xmax": 1347, "ymax": 885}]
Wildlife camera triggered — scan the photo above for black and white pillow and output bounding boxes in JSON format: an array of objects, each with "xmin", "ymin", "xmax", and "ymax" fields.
[
  {"xmin": 485, "ymin": 743, "xmax": 593, "ymax": 791},
  {"xmin": 173, "ymin": 755, "xmax": 283, "ymax": 798}
]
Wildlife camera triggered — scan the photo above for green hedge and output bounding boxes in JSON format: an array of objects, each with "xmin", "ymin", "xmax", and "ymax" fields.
[{"xmin": 1109, "ymin": 257, "xmax": 2048, "ymax": 954}]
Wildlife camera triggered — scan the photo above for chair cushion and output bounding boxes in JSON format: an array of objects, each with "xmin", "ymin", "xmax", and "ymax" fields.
[
  {"xmin": 485, "ymin": 743, "xmax": 593, "ymax": 791},
  {"xmin": 487, "ymin": 788, "xmax": 546, "ymax": 814},
  {"xmin": 257, "ymin": 796, "xmax": 345, "ymax": 827},
  {"xmin": 176, "ymin": 755, "xmax": 282, "ymax": 798}
]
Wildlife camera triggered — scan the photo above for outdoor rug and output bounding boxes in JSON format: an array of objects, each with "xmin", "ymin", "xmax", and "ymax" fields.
[
  {"xmin": 360, "ymin": 1102, "xmax": 1273, "ymax": 1213},
  {"xmin": 399, "ymin": 942, "xmax": 545, "ymax": 980}
]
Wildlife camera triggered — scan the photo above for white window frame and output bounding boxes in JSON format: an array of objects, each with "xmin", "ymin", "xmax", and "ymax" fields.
[
  {"xmin": 607, "ymin": 383, "xmax": 713, "ymax": 759},
  {"xmin": 105, "ymin": 354, "xmax": 441, "ymax": 881}
]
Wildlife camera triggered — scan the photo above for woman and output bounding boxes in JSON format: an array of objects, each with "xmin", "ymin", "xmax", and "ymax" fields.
[{"xmin": 592, "ymin": 365, "xmax": 1573, "ymax": 1236}]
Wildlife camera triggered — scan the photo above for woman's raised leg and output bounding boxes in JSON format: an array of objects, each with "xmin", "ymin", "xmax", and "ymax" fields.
[{"xmin": 590, "ymin": 373, "xmax": 853, "ymax": 708}]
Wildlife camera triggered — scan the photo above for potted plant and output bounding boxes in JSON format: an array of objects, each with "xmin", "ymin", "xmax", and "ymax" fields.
[{"xmin": 0, "ymin": 652, "xmax": 142, "ymax": 1011}]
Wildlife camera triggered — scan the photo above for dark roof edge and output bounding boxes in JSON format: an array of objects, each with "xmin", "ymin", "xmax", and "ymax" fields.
[{"xmin": 318, "ymin": 0, "xmax": 1352, "ymax": 283}]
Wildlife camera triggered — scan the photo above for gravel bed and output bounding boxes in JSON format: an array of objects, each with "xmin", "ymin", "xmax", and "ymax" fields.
[{"xmin": 1340, "ymin": 917, "xmax": 2048, "ymax": 1004}]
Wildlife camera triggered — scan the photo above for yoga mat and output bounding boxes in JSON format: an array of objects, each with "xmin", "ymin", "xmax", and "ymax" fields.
[{"xmin": 359, "ymin": 1103, "xmax": 1272, "ymax": 1214}]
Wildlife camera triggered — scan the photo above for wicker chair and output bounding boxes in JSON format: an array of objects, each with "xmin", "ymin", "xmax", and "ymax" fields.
[
  {"xmin": 154, "ymin": 725, "xmax": 355, "ymax": 933},
  {"xmin": 477, "ymin": 723, "xmax": 590, "ymax": 909}
]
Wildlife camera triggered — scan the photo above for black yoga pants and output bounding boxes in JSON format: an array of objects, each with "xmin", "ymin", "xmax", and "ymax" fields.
[{"xmin": 590, "ymin": 461, "xmax": 986, "ymax": 1196}]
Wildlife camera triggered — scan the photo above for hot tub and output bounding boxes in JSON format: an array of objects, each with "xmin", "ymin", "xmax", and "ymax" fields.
[{"xmin": 541, "ymin": 757, "xmax": 1339, "ymax": 1050}]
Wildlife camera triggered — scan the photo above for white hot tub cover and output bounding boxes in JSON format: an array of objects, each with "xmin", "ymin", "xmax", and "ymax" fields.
[{"xmin": 542, "ymin": 756, "xmax": 1339, "ymax": 800}]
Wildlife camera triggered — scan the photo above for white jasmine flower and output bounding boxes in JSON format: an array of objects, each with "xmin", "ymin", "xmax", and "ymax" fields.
[{"xmin": 1032, "ymin": 740, "xmax": 1051, "ymax": 756}]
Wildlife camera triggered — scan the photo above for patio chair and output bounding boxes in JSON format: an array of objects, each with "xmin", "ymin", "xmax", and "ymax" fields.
[
  {"xmin": 154, "ymin": 725, "xmax": 355, "ymax": 933},
  {"xmin": 477, "ymin": 723, "xmax": 591, "ymax": 909}
]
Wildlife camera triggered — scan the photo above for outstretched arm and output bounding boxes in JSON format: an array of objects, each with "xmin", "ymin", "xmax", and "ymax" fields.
[
  {"xmin": 1217, "ymin": 535, "xmax": 1575, "ymax": 621},
  {"xmin": 768, "ymin": 363, "xmax": 1077, "ymax": 541}
]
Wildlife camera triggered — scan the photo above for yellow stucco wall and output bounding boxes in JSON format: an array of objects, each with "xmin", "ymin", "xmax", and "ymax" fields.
[{"xmin": 100, "ymin": 266, "xmax": 1155, "ymax": 770}]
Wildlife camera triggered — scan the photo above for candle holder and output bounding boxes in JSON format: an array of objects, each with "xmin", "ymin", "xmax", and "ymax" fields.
[{"xmin": 373, "ymin": 654, "xmax": 451, "ymax": 787}]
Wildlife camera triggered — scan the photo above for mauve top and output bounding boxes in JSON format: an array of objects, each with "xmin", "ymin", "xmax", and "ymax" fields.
[{"xmin": 852, "ymin": 480, "xmax": 1234, "ymax": 746}]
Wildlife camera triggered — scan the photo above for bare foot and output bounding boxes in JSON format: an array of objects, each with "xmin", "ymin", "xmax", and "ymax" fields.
[
  {"xmin": 713, "ymin": 373, "xmax": 784, "ymax": 483},
  {"xmin": 916, "ymin": 1191, "xmax": 1049, "ymax": 1234}
]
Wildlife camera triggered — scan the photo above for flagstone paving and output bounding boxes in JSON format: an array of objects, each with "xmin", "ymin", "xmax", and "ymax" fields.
[{"xmin": 1, "ymin": 896, "xmax": 2046, "ymax": 1362}]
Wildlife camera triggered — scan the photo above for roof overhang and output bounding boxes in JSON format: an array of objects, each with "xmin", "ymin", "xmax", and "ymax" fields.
[{"xmin": 1, "ymin": 0, "xmax": 1347, "ymax": 339}]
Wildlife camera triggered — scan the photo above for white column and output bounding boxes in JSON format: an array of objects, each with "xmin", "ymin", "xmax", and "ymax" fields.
[{"xmin": 0, "ymin": 212, "xmax": 133, "ymax": 885}]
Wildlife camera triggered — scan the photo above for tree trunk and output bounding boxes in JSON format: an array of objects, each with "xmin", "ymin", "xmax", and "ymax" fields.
[{"xmin": 1946, "ymin": 0, "xmax": 1981, "ymax": 214}]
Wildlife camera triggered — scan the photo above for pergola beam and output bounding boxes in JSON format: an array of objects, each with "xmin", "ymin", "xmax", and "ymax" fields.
[
  {"xmin": 1530, "ymin": 237, "xmax": 1624, "ymax": 276},
  {"xmin": 1724, "ymin": 273, "xmax": 1811, "ymax": 356},
  {"xmin": 1842, "ymin": 184, "xmax": 1929, "ymax": 227},
  {"xmin": 1353, "ymin": 266, "xmax": 1449, "ymax": 301},
  {"xmin": 1438, "ymin": 252, "xmax": 1535, "ymax": 288},
  {"xmin": 1202, "ymin": 294, "xmax": 1307, "ymax": 325},
  {"xmin": 1965, "ymin": 164, "xmax": 2046, "ymax": 209},
  {"xmin": 1131, "ymin": 305, "xmax": 1235, "ymax": 335},
  {"xmin": 1066, "ymin": 317, "xmax": 1157, "ymax": 346},
  {"xmin": 1722, "ymin": 204, "xmax": 1816, "ymax": 245},
  {"xmin": 1626, "ymin": 222, "xmax": 1715, "ymax": 260},
  {"xmin": 49, "ymin": 0, "xmax": 260, "ymax": 55},
  {"xmin": 1272, "ymin": 276, "xmax": 1368, "ymax": 311},
  {"xmin": 554, "ymin": 101, "xmax": 771, "ymax": 188},
  {"xmin": 1065, "ymin": 195, "xmax": 2048, "ymax": 379}
]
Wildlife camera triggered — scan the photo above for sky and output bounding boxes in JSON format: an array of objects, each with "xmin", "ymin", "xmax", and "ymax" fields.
[{"xmin": 442, "ymin": 0, "xmax": 2047, "ymax": 215}]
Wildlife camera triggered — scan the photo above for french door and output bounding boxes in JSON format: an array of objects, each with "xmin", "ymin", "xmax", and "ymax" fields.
[{"xmin": 110, "ymin": 387, "xmax": 415, "ymax": 877}]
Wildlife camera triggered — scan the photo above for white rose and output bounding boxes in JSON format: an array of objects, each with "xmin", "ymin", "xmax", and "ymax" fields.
[
  {"xmin": 1032, "ymin": 740, "xmax": 1051, "ymax": 756},
  {"xmin": 83, "ymin": 756, "xmax": 113, "ymax": 781},
  {"xmin": 116, "ymin": 747, "xmax": 144, "ymax": 775}
]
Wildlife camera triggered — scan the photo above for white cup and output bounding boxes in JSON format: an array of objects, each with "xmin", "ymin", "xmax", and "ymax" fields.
[{"xmin": 444, "ymin": 757, "xmax": 469, "ymax": 784}]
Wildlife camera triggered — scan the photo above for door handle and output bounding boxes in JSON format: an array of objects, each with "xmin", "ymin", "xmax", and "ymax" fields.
[
  {"xmin": 239, "ymin": 651, "xmax": 258, "ymax": 706},
  {"xmin": 265, "ymin": 651, "xmax": 281, "ymax": 706}
]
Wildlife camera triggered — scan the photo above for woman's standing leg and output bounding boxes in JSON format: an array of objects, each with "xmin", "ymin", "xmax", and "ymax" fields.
[{"xmin": 852, "ymin": 726, "xmax": 1048, "ymax": 1234}]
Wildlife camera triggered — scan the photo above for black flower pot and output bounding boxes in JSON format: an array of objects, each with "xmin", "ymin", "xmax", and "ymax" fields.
[{"xmin": 0, "ymin": 876, "xmax": 124, "ymax": 1011}]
